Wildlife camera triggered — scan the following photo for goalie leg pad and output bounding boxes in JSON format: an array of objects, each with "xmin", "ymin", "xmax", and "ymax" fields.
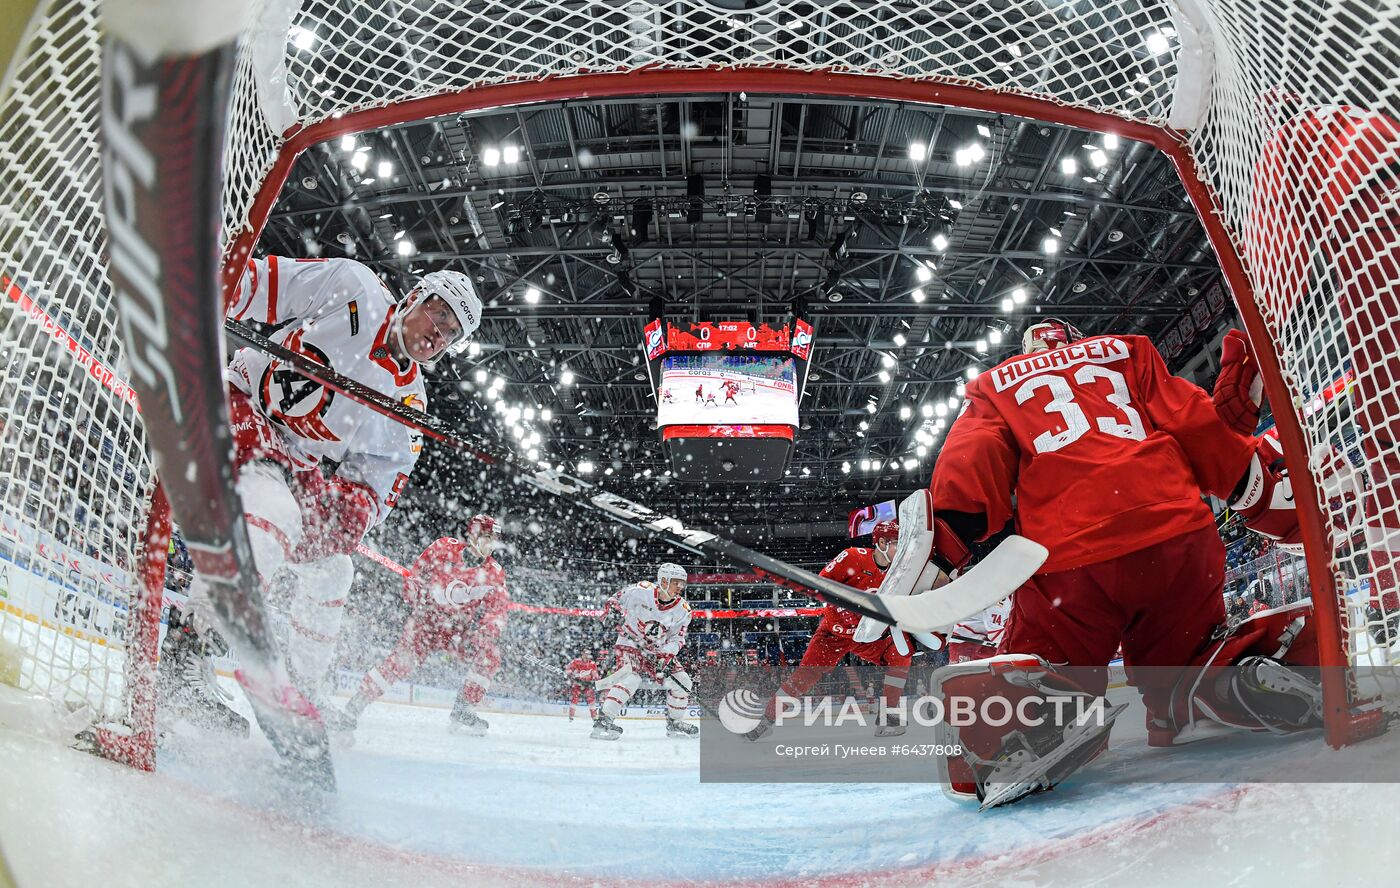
[{"xmin": 931, "ymin": 654, "xmax": 1119, "ymax": 806}]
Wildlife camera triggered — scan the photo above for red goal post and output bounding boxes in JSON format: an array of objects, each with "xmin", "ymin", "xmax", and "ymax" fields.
[{"xmin": 2, "ymin": 0, "xmax": 1397, "ymax": 762}]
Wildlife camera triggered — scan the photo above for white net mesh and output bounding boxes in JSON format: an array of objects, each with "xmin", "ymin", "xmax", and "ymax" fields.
[
  {"xmin": 3, "ymin": 0, "xmax": 1399, "ymax": 748},
  {"xmin": 0, "ymin": 0, "xmax": 158, "ymax": 727}
]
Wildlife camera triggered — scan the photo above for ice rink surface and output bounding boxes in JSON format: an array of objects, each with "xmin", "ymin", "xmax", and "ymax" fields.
[{"xmin": 2, "ymin": 678, "xmax": 1399, "ymax": 888}]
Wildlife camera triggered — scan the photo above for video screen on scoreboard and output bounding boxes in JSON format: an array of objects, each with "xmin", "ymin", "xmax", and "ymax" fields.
[{"xmin": 656, "ymin": 354, "xmax": 798, "ymax": 427}]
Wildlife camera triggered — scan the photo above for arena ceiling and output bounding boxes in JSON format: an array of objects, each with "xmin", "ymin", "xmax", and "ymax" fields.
[{"xmin": 255, "ymin": 91, "xmax": 1227, "ymax": 573}]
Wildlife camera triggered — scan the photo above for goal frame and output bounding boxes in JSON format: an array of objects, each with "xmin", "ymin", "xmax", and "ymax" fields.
[{"xmin": 223, "ymin": 67, "xmax": 1367, "ymax": 749}]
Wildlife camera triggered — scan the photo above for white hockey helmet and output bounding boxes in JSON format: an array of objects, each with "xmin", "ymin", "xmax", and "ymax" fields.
[
  {"xmin": 408, "ymin": 270, "xmax": 482, "ymax": 355},
  {"xmin": 657, "ymin": 562, "xmax": 689, "ymax": 584}
]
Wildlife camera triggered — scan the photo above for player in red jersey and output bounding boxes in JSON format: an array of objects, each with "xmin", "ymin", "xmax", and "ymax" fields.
[
  {"xmin": 744, "ymin": 520, "xmax": 910, "ymax": 739},
  {"xmin": 566, "ymin": 650, "xmax": 601, "ymax": 721},
  {"xmin": 722, "ymin": 379, "xmax": 740, "ymax": 405},
  {"xmin": 921, "ymin": 320, "xmax": 1318, "ymax": 807},
  {"xmin": 330, "ymin": 516, "xmax": 509, "ymax": 737}
]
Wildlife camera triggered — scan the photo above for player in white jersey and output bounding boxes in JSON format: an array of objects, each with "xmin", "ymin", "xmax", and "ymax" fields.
[
  {"xmin": 592, "ymin": 562, "xmax": 698, "ymax": 740},
  {"xmin": 170, "ymin": 256, "xmax": 482, "ymax": 719},
  {"xmin": 946, "ymin": 597, "xmax": 1012, "ymax": 664}
]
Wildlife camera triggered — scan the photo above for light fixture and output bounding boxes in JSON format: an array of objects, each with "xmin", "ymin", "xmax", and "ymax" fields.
[
  {"xmin": 956, "ymin": 380, "xmax": 966, "ymax": 395},
  {"xmin": 1089, "ymin": 149, "xmax": 1108, "ymax": 169},
  {"xmin": 1061, "ymin": 157, "xmax": 1078, "ymax": 175},
  {"xmin": 903, "ymin": 458, "xmax": 918, "ymax": 471},
  {"xmin": 932, "ymin": 233, "xmax": 949, "ymax": 251},
  {"xmin": 916, "ymin": 265, "xmax": 933, "ymax": 283},
  {"xmin": 1103, "ymin": 133, "xmax": 1120, "ymax": 150},
  {"xmin": 935, "ymin": 402, "xmax": 948, "ymax": 417},
  {"xmin": 893, "ymin": 333, "xmax": 907, "ymax": 347},
  {"xmin": 339, "ymin": 135, "xmax": 356, "ymax": 152},
  {"xmin": 965, "ymin": 366, "xmax": 980, "ymax": 380},
  {"xmin": 377, "ymin": 160, "xmax": 392, "ymax": 178},
  {"xmin": 920, "ymin": 403, "xmax": 934, "ymax": 418},
  {"xmin": 1001, "ymin": 297, "xmax": 1014, "ymax": 312},
  {"xmin": 946, "ymin": 395, "xmax": 958, "ymax": 409},
  {"xmin": 878, "ymin": 370, "xmax": 892, "ymax": 384},
  {"xmin": 467, "ymin": 342, "xmax": 481, "ymax": 357},
  {"xmin": 482, "ymin": 147, "xmax": 501, "ymax": 166},
  {"xmin": 911, "ymin": 288, "xmax": 926, "ymax": 303},
  {"xmin": 524, "ymin": 286, "xmax": 541, "ymax": 303},
  {"xmin": 977, "ymin": 124, "xmax": 991, "ymax": 138},
  {"xmin": 858, "ymin": 420, "xmax": 869, "ymax": 431},
  {"xmin": 866, "ymin": 402, "xmax": 878, "ymax": 414},
  {"xmin": 916, "ymin": 445, "xmax": 928, "ymax": 456},
  {"xmin": 841, "ymin": 461, "xmax": 851, "ymax": 474},
  {"xmin": 890, "ymin": 460, "xmax": 900, "ymax": 470},
  {"xmin": 492, "ymin": 375, "xmax": 506, "ymax": 390},
  {"xmin": 350, "ymin": 151, "xmax": 369, "ymax": 172},
  {"xmin": 1145, "ymin": 30, "xmax": 1171, "ymax": 55},
  {"xmin": 541, "ymin": 408, "xmax": 553, "ymax": 421},
  {"xmin": 1042, "ymin": 237, "xmax": 1060, "ymax": 254},
  {"xmin": 880, "ymin": 353, "xmax": 896, "ymax": 369},
  {"xmin": 396, "ymin": 238, "xmax": 414, "ymax": 257},
  {"xmin": 860, "ymin": 458, "xmax": 872, "ymax": 471},
  {"xmin": 1012, "ymin": 287, "xmax": 1028, "ymax": 304},
  {"xmin": 908, "ymin": 141, "xmax": 927, "ymax": 162},
  {"xmin": 502, "ymin": 145, "xmax": 521, "ymax": 164},
  {"xmin": 975, "ymin": 339, "xmax": 988, "ymax": 353},
  {"xmin": 522, "ymin": 406, "xmax": 536, "ymax": 421},
  {"xmin": 899, "ymin": 405, "xmax": 912, "ymax": 420},
  {"xmin": 989, "ymin": 328, "xmax": 1003, "ymax": 344},
  {"xmin": 473, "ymin": 369, "xmax": 488, "ymax": 383},
  {"xmin": 559, "ymin": 367, "xmax": 575, "ymax": 385},
  {"xmin": 578, "ymin": 460, "xmax": 594, "ymax": 475}
]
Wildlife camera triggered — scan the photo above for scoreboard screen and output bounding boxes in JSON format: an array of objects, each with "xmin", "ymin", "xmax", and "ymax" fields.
[{"xmin": 657, "ymin": 354, "xmax": 798, "ymax": 428}]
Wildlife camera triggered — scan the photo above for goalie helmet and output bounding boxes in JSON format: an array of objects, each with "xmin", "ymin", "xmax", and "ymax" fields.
[
  {"xmin": 1022, "ymin": 318, "xmax": 1085, "ymax": 354},
  {"xmin": 871, "ymin": 519, "xmax": 900, "ymax": 548}
]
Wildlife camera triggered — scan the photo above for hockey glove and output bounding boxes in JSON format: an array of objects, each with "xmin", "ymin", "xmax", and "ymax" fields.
[
  {"xmin": 289, "ymin": 472, "xmax": 377, "ymax": 563},
  {"xmin": 1213, "ymin": 328, "xmax": 1263, "ymax": 436}
]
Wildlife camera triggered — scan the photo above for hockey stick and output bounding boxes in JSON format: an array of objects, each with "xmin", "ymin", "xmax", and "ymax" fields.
[
  {"xmin": 224, "ymin": 323, "xmax": 1045, "ymax": 630},
  {"xmin": 102, "ymin": 9, "xmax": 332, "ymax": 788}
]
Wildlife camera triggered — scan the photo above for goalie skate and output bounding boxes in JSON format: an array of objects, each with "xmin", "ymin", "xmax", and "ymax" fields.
[{"xmin": 978, "ymin": 701, "xmax": 1126, "ymax": 811}]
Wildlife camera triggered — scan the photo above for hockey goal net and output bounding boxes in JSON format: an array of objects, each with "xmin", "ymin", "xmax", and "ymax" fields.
[{"xmin": 1, "ymin": 0, "xmax": 1397, "ymax": 760}]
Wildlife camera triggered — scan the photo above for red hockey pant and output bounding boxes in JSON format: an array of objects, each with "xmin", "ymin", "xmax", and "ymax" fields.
[
  {"xmin": 1000, "ymin": 524, "xmax": 1225, "ymax": 720},
  {"xmin": 764, "ymin": 622, "xmax": 911, "ymax": 722},
  {"xmin": 569, "ymin": 682, "xmax": 596, "ymax": 718}
]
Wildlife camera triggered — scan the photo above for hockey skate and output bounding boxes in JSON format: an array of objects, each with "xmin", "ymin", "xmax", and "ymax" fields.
[
  {"xmin": 666, "ymin": 716, "xmax": 699, "ymax": 738},
  {"xmin": 591, "ymin": 714, "xmax": 623, "ymax": 740},
  {"xmin": 978, "ymin": 699, "xmax": 1126, "ymax": 811},
  {"xmin": 1221, "ymin": 656, "xmax": 1324, "ymax": 730},
  {"xmin": 157, "ymin": 608, "xmax": 250, "ymax": 739},
  {"xmin": 448, "ymin": 700, "xmax": 490, "ymax": 736},
  {"xmin": 875, "ymin": 710, "xmax": 906, "ymax": 738}
]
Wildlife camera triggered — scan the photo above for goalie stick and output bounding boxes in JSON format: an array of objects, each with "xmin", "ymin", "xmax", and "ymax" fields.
[
  {"xmin": 225, "ymin": 318, "xmax": 1045, "ymax": 631},
  {"xmin": 101, "ymin": 8, "xmax": 333, "ymax": 788}
]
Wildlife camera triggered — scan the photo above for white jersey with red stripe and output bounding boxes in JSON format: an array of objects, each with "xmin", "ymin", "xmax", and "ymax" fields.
[
  {"xmin": 607, "ymin": 581, "xmax": 692, "ymax": 657},
  {"xmin": 951, "ymin": 596, "xmax": 1012, "ymax": 648},
  {"xmin": 224, "ymin": 256, "xmax": 427, "ymax": 527}
]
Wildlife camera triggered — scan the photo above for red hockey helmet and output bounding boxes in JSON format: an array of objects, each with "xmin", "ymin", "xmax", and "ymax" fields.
[
  {"xmin": 466, "ymin": 514, "xmax": 499, "ymax": 538},
  {"xmin": 871, "ymin": 520, "xmax": 899, "ymax": 549},
  {"xmin": 1022, "ymin": 318, "xmax": 1085, "ymax": 354}
]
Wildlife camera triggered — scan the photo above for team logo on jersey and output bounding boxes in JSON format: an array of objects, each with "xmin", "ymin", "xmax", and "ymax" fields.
[
  {"xmin": 258, "ymin": 330, "xmax": 340, "ymax": 442},
  {"xmin": 348, "ymin": 300, "xmax": 360, "ymax": 336}
]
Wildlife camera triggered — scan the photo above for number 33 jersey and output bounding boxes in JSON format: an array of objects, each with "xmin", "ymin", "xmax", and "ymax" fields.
[
  {"xmin": 224, "ymin": 256, "xmax": 427, "ymax": 527},
  {"xmin": 930, "ymin": 334, "xmax": 1254, "ymax": 573}
]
